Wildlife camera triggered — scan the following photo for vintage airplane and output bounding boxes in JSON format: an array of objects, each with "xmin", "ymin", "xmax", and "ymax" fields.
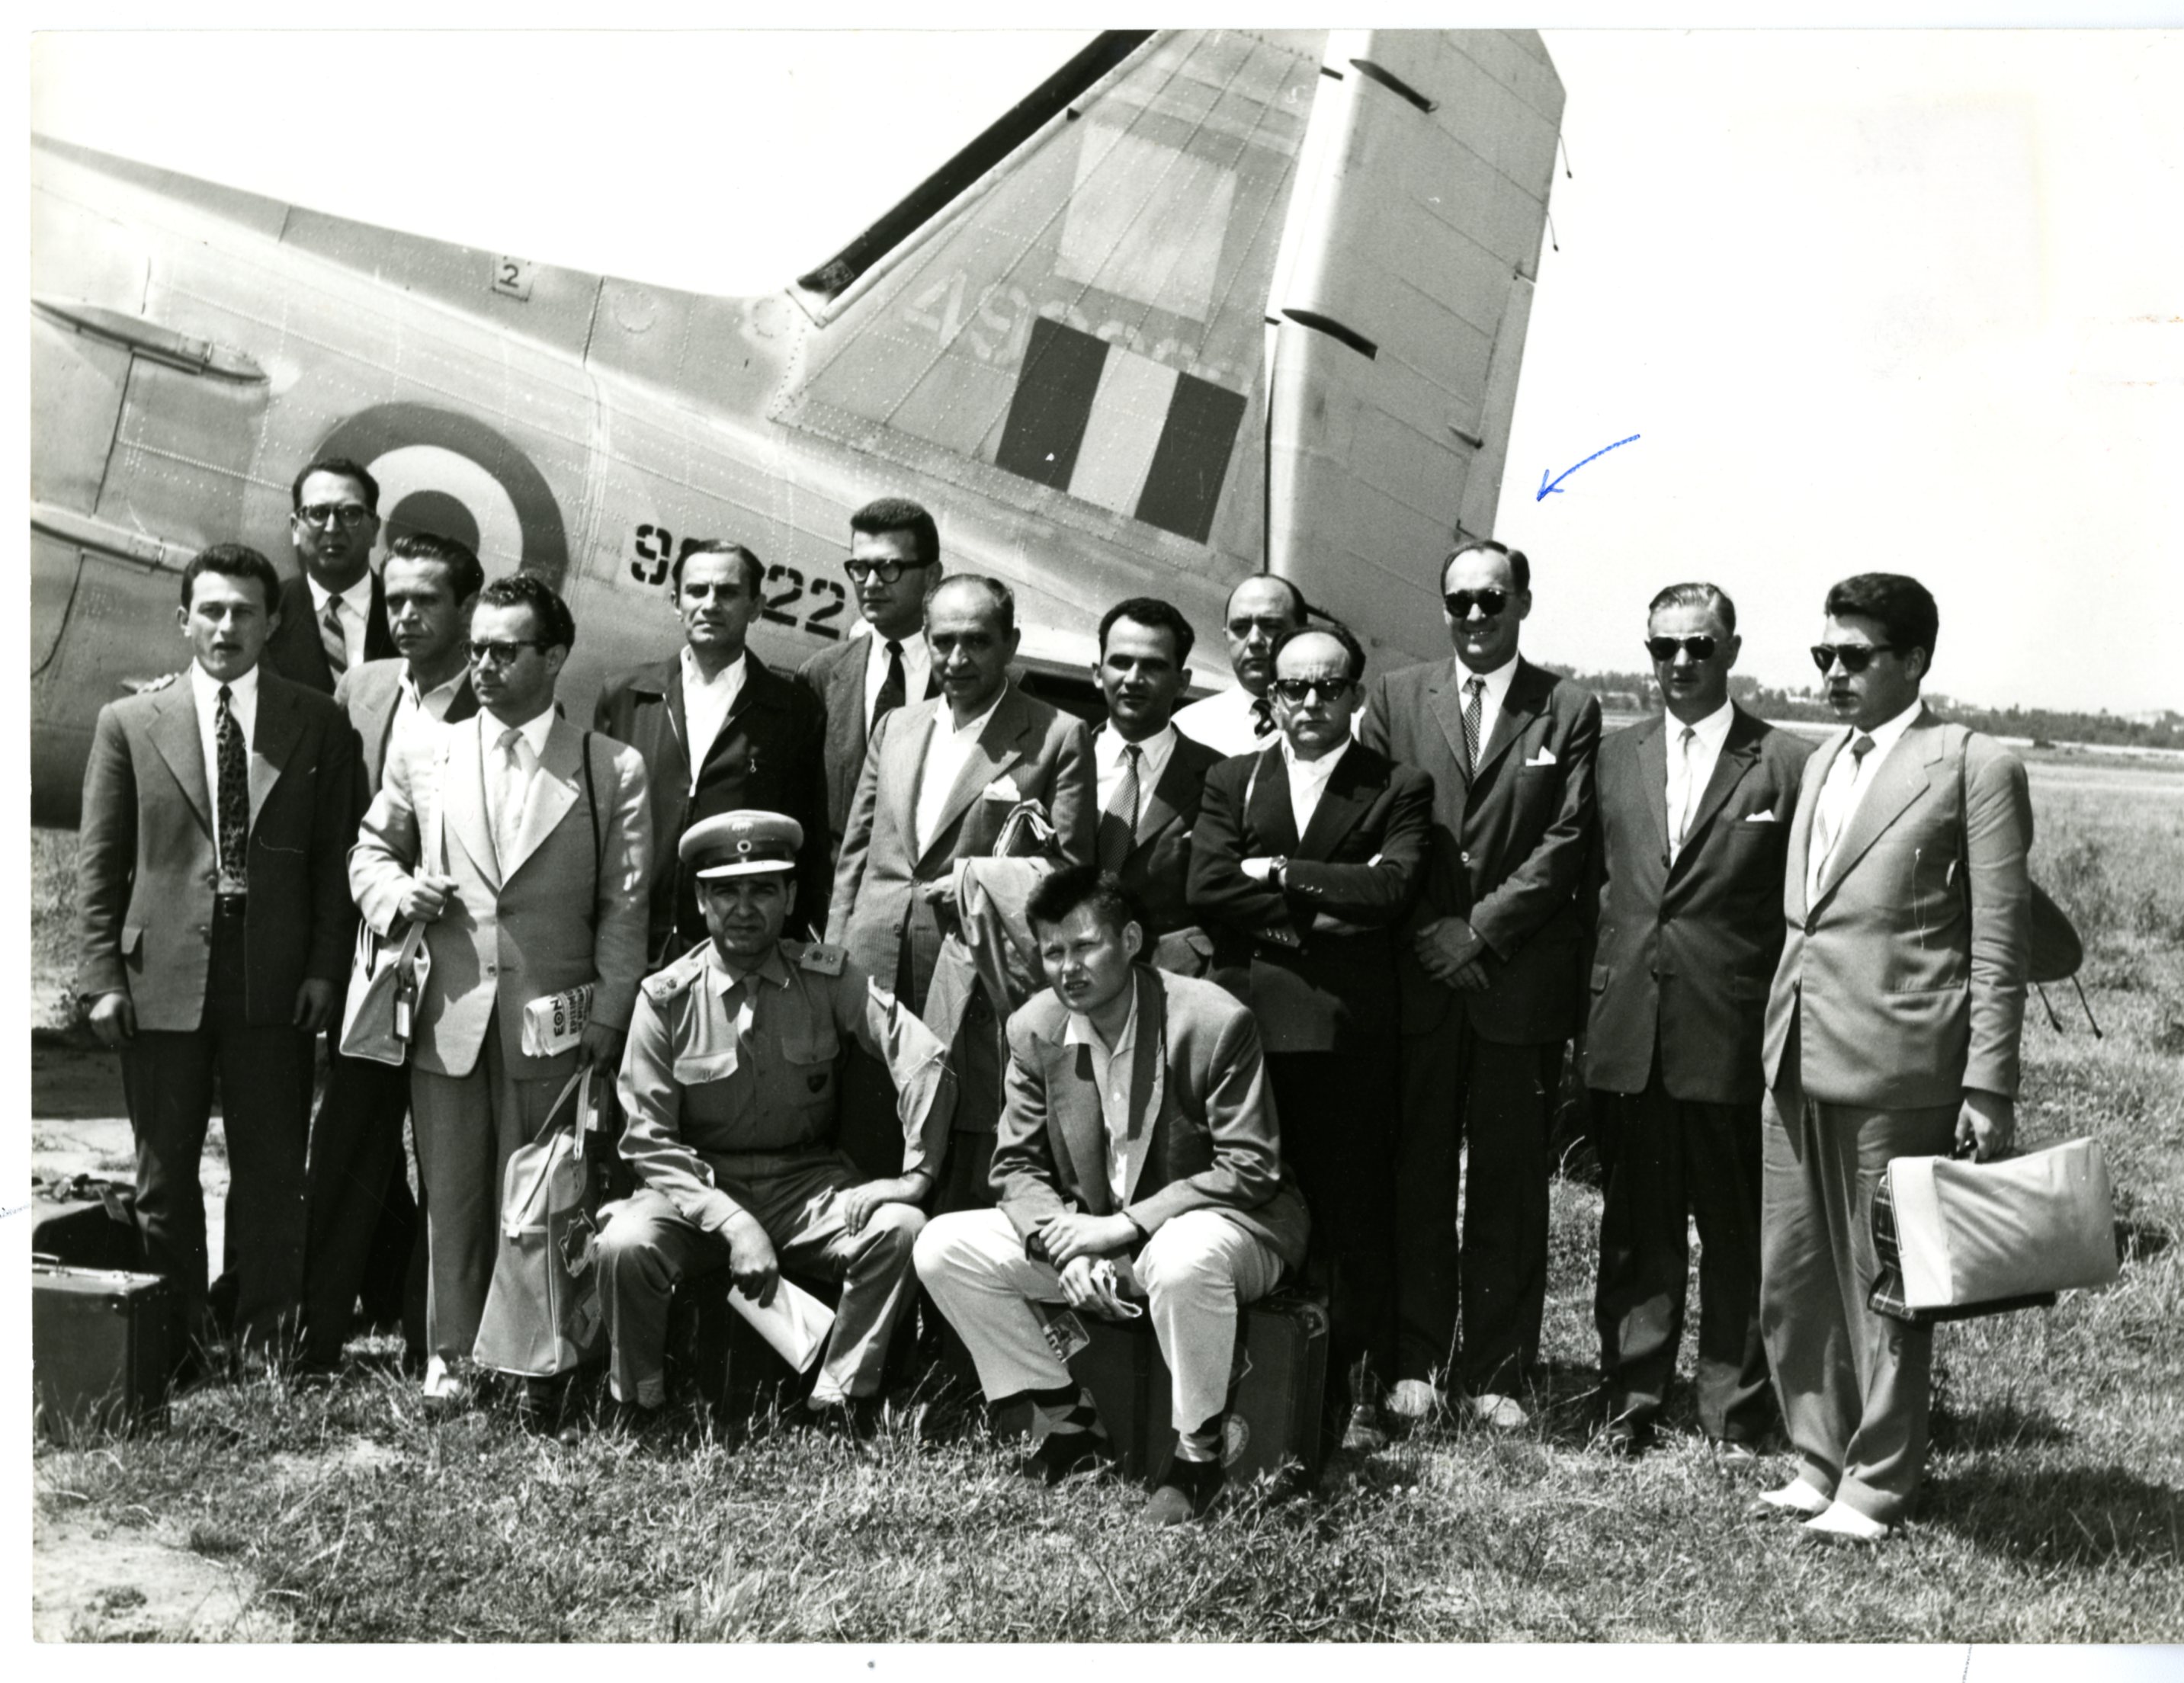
[{"xmin": 30, "ymin": 27, "xmax": 1563, "ymax": 829}]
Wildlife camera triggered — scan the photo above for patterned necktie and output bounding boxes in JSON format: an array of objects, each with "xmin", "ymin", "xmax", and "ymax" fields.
[
  {"xmin": 1249, "ymin": 692, "xmax": 1275, "ymax": 739},
  {"xmin": 1815, "ymin": 731, "xmax": 1877, "ymax": 872},
  {"xmin": 1672, "ymin": 725, "xmax": 1699, "ymax": 856},
  {"xmin": 1097, "ymin": 744, "xmax": 1143, "ymax": 873},
  {"xmin": 319, "ymin": 596, "xmax": 348, "ymax": 680},
  {"xmin": 493, "ymin": 726, "xmax": 530, "ymax": 867},
  {"xmin": 215, "ymin": 684, "xmax": 249, "ymax": 893},
  {"xmin": 873, "ymin": 638, "xmax": 908, "ymax": 726},
  {"xmin": 1461, "ymin": 676, "xmax": 1486, "ymax": 775}
]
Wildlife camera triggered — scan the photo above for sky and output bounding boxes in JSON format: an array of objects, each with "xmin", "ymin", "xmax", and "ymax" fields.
[{"xmin": 24, "ymin": 20, "xmax": 2184, "ymax": 716}]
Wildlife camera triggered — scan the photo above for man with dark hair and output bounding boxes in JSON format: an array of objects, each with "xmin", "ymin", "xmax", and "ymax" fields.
[
  {"xmin": 797, "ymin": 497, "xmax": 946, "ymax": 848},
  {"xmin": 595, "ymin": 538, "xmax": 832, "ymax": 963},
  {"xmin": 1584, "ymin": 581, "xmax": 1813, "ymax": 1456},
  {"xmin": 1360, "ymin": 537, "xmax": 1599, "ymax": 1431},
  {"xmin": 916, "ymin": 863, "xmax": 1310, "ymax": 1524},
  {"xmin": 298, "ymin": 530, "xmax": 487, "ymax": 1372},
  {"xmin": 1172, "ymin": 575, "xmax": 1307, "ymax": 757},
  {"xmin": 267, "ymin": 457, "xmax": 396, "ymax": 694},
  {"xmin": 1190, "ymin": 624, "xmax": 1431, "ymax": 1449},
  {"xmin": 351, "ymin": 572, "xmax": 651, "ymax": 1403},
  {"xmin": 829, "ymin": 575, "xmax": 1095, "ymax": 1207},
  {"xmin": 77, "ymin": 544, "xmax": 358, "ymax": 1362},
  {"xmin": 1755, "ymin": 571, "xmax": 2030, "ymax": 1544},
  {"xmin": 1092, "ymin": 598, "xmax": 1223, "ymax": 975}
]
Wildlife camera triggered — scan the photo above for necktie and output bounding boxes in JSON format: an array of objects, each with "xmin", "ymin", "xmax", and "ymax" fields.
[
  {"xmin": 1815, "ymin": 731, "xmax": 1877, "ymax": 873},
  {"xmin": 1461, "ymin": 676, "xmax": 1486, "ymax": 775},
  {"xmin": 319, "ymin": 597, "xmax": 348, "ymax": 680},
  {"xmin": 493, "ymin": 726, "xmax": 530, "ymax": 867},
  {"xmin": 1672, "ymin": 725, "xmax": 1699, "ymax": 857},
  {"xmin": 215, "ymin": 684, "xmax": 249, "ymax": 893},
  {"xmin": 1249, "ymin": 693, "xmax": 1275, "ymax": 739},
  {"xmin": 873, "ymin": 639, "xmax": 907, "ymax": 726},
  {"xmin": 1097, "ymin": 744, "xmax": 1143, "ymax": 873}
]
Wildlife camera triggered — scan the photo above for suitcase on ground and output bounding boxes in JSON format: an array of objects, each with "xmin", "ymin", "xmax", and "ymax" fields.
[
  {"xmin": 31, "ymin": 1176, "xmax": 146, "ymax": 1273},
  {"xmin": 33, "ymin": 1263, "xmax": 175, "ymax": 1441},
  {"xmin": 1057, "ymin": 1290, "xmax": 1330, "ymax": 1489}
]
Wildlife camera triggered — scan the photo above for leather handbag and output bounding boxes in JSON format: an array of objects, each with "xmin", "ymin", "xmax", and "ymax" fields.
[
  {"xmin": 336, "ymin": 921, "xmax": 430, "ymax": 1066},
  {"xmin": 473, "ymin": 1066, "xmax": 608, "ymax": 1377}
]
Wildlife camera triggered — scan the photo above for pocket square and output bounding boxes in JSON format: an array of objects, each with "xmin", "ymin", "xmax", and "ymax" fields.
[
  {"xmin": 1524, "ymin": 748, "xmax": 1557, "ymax": 768},
  {"xmin": 981, "ymin": 774, "xmax": 1024, "ymax": 803},
  {"xmin": 1742, "ymin": 811, "xmax": 1779, "ymax": 824}
]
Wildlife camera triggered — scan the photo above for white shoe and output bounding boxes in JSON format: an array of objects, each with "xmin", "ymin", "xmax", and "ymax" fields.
[
  {"xmin": 1468, "ymin": 1392, "xmax": 1529, "ymax": 1431},
  {"xmin": 1802, "ymin": 1500, "xmax": 1894, "ymax": 1545},
  {"xmin": 421, "ymin": 1355, "xmax": 469, "ymax": 1406},
  {"xmin": 1751, "ymin": 1476, "xmax": 1831, "ymax": 1519},
  {"xmin": 1387, "ymin": 1380, "xmax": 1447, "ymax": 1420}
]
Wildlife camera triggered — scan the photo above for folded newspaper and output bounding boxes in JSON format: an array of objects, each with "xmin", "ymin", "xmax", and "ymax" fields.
[
  {"xmin": 520, "ymin": 983, "xmax": 595, "ymax": 1059},
  {"xmin": 730, "ymin": 1275, "xmax": 835, "ymax": 1371}
]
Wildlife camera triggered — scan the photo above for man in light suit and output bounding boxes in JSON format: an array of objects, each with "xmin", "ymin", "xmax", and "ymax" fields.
[
  {"xmin": 300, "ymin": 531, "xmax": 483, "ymax": 1372},
  {"xmin": 1756, "ymin": 572, "xmax": 2031, "ymax": 1544},
  {"xmin": 1090, "ymin": 598, "xmax": 1224, "ymax": 976},
  {"xmin": 594, "ymin": 539, "xmax": 832, "ymax": 962},
  {"xmin": 1189, "ymin": 623, "xmax": 1432, "ymax": 1450},
  {"xmin": 797, "ymin": 497, "xmax": 944, "ymax": 852},
  {"xmin": 265, "ymin": 457, "xmax": 396, "ymax": 694},
  {"xmin": 1583, "ymin": 582, "xmax": 1813, "ymax": 1456},
  {"xmin": 1358, "ymin": 538, "xmax": 1599, "ymax": 1429},
  {"xmin": 828, "ymin": 575, "xmax": 1095, "ymax": 1207},
  {"xmin": 916, "ymin": 865, "xmax": 1310, "ymax": 1525},
  {"xmin": 76, "ymin": 544, "xmax": 357, "ymax": 1358},
  {"xmin": 351, "ymin": 573, "xmax": 651, "ymax": 1402}
]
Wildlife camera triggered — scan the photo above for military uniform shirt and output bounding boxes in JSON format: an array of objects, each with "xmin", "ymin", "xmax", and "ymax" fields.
[{"xmin": 617, "ymin": 938, "xmax": 954, "ymax": 1233}]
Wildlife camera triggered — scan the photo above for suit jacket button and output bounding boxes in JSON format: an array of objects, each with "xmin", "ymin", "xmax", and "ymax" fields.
[{"xmin": 1461, "ymin": 851, "xmax": 1472, "ymax": 866}]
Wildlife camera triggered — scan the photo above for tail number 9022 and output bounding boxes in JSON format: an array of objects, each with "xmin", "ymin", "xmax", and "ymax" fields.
[{"xmin": 628, "ymin": 525, "xmax": 848, "ymax": 641}]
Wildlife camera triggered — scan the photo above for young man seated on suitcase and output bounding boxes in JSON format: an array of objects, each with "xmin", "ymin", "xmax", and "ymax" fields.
[
  {"xmin": 914, "ymin": 865, "xmax": 1310, "ymax": 1524},
  {"xmin": 594, "ymin": 811, "xmax": 954, "ymax": 1432}
]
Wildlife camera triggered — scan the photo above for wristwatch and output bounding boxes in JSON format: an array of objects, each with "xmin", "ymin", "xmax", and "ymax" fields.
[{"xmin": 1268, "ymin": 855, "xmax": 1290, "ymax": 886}]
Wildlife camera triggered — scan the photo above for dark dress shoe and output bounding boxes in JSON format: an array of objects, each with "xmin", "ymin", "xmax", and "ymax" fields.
[
  {"xmin": 1147, "ymin": 1456, "xmax": 1224, "ymax": 1525},
  {"xmin": 1603, "ymin": 1416, "xmax": 1656, "ymax": 1458},
  {"xmin": 1019, "ymin": 1428, "xmax": 1111, "ymax": 1486}
]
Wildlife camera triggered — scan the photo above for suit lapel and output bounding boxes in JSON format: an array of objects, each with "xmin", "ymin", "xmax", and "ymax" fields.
[
  {"xmin": 886, "ymin": 701, "xmax": 938, "ymax": 851},
  {"xmin": 1245, "ymin": 744, "xmax": 1300, "ymax": 854},
  {"xmin": 447, "ymin": 715, "xmax": 502, "ymax": 890},
  {"xmin": 1473, "ymin": 659, "xmax": 1543, "ymax": 782},
  {"xmin": 1785, "ymin": 730, "xmax": 1839, "ymax": 922},
  {"xmin": 1119, "ymin": 968, "xmax": 1166, "ymax": 1204},
  {"xmin": 1296, "ymin": 746, "xmax": 1374, "ymax": 861},
  {"xmin": 1130, "ymin": 737, "xmax": 1193, "ymax": 851},
  {"xmin": 246, "ymin": 677, "xmax": 302, "ymax": 827},
  {"xmin": 445, "ymin": 676, "xmax": 481, "ymax": 725},
  {"xmin": 916, "ymin": 688, "xmax": 1029, "ymax": 867},
  {"xmin": 1042, "ymin": 1034, "xmax": 1114, "ymax": 1216},
  {"xmin": 1427, "ymin": 664, "xmax": 1470, "ymax": 781},
  {"xmin": 1816, "ymin": 715, "xmax": 1941, "ymax": 904},
  {"xmin": 652, "ymin": 660, "xmax": 693, "ymax": 797},
  {"xmin": 1635, "ymin": 715, "xmax": 1670, "ymax": 861},
  {"xmin": 701, "ymin": 660, "xmax": 781, "ymax": 781},
  {"xmin": 1676, "ymin": 717, "xmax": 1760, "ymax": 863},
  {"xmin": 149, "ymin": 680, "xmax": 213, "ymax": 838},
  {"xmin": 502, "ymin": 719, "xmax": 584, "ymax": 883}
]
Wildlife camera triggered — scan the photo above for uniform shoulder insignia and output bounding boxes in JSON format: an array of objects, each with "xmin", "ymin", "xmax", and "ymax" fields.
[
  {"xmin": 640, "ymin": 946, "xmax": 708, "ymax": 1002},
  {"xmin": 795, "ymin": 942, "xmax": 847, "ymax": 977}
]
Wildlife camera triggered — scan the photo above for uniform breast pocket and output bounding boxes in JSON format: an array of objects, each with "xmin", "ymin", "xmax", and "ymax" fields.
[
  {"xmin": 672, "ymin": 1050, "xmax": 739, "ymax": 1086},
  {"xmin": 781, "ymin": 1022, "xmax": 842, "ymax": 1105}
]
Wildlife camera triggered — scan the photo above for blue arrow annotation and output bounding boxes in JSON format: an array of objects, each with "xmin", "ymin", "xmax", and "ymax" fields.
[{"xmin": 1537, "ymin": 434, "xmax": 1640, "ymax": 502}]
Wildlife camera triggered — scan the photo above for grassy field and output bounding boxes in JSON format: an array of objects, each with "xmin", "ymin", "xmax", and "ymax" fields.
[{"xmin": 27, "ymin": 748, "xmax": 2184, "ymax": 1642}]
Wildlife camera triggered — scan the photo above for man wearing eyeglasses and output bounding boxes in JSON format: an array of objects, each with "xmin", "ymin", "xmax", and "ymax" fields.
[
  {"xmin": 265, "ymin": 457, "xmax": 397, "ymax": 694},
  {"xmin": 1172, "ymin": 575, "xmax": 1307, "ymax": 758},
  {"xmin": 796, "ymin": 498, "xmax": 945, "ymax": 854},
  {"xmin": 1359, "ymin": 538, "xmax": 1599, "ymax": 1432},
  {"xmin": 1189, "ymin": 624, "xmax": 1431, "ymax": 1451},
  {"xmin": 1583, "ymin": 583, "xmax": 1813, "ymax": 1459},
  {"xmin": 595, "ymin": 540, "xmax": 832, "ymax": 964},
  {"xmin": 1754, "ymin": 572, "xmax": 2031, "ymax": 1545},
  {"xmin": 351, "ymin": 573, "xmax": 652, "ymax": 1405}
]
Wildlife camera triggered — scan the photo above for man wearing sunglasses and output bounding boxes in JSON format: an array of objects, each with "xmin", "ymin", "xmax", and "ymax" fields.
[
  {"xmin": 1172, "ymin": 575, "xmax": 1309, "ymax": 757},
  {"xmin": 796, "ymin": 498, "xmax": 945, "ymax": 854},
  {"xmin": 351, "ymin": 573, "xmax": 653, "ymax": 1405},
  {"xmin": 1756, "ymin": 572, "xmax": 2031, "ymax": 1545},
  {"xmin": 1189, "ymin": 624, "xmax": 1432, "ymax": 1451},
  {"xmin": 1583, "ymin": 583, "xmax": 1813, "ymax": 1459},
  {"xmin": 1358, "ymin": 538, "xmax": 1599, "ymax": 1432},
  {"xmin": 265, "ymin": 457, "xmax": 397, "ymax": 694}
]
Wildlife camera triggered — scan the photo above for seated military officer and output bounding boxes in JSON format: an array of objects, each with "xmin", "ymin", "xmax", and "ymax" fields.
[{"xmin": 595, "ymin": 811, "xmax": 956, "ymax": 1428}]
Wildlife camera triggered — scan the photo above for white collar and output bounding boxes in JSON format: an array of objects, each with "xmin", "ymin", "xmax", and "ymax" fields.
[
  {"xmin": 1666, "ymin": 700, "xmax": 1737, "ymax": 752},
  {"xmin": 937, "ymin": 686, "xmax": 1007, "ymax": 744},
  {"xmin": 1063, "ymin": 983, "xmax": 1140, "ymax": 1059},
  {"xmin": 191, "ymin": 660, "xmax": 260, "ymax": 705},
  {"xmin": 1451, "ymin": 653, "xmax": 1519, "ymax": 704},
  {"xmin": 483, "ymin": 706, "xmax": 556, "ymax": 758},
  {"xmin": 404, "ymin": 665, "xmax": 467, "ymax": 707},
  {"xmin": 1850, "ymin": 698, "xmax": 1923, "ymax": 757},
  {"xmin": 1280, "ymin": 736, "xmax": 1350, "ymax": 779},
  {"xmin": 1097, "ymin": 723, "xmax": 1176, "ymax": 774},
  {"xmin": 307, "ymin": 572, "xmax": 374, "ymax": 617},
  {"xmin": 680, "ymin": 644, "xmax": 748, "ymax": 692}
]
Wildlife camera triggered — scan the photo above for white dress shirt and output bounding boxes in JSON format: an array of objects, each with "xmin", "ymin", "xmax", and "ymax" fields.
[
  {"xmin": 1807, "ymin": 699, "xmax": 1923, "ymax": 899},
  {"xmin": 1172, "ymin": 684, "xmax": 1274, "ymax": 758},
  {"xmin": 679, "ymin": 646, "xmax": 748, "ymax": 793},
  {"xmin": 1096, "ymin": 723, "xmax": 1178, "ymax": 822},
  {"xmin": 914, "ymin": 689, "xmax": 1006, "ymax": 859},
  {"xmin": 1664, "ymin": 700, "xmax": 1737, "ymax": 866},
  {"xmin": 485, "ymin": 707, "xmax": 558, "ymax": 866},
  {"xmin": 1280, "ymin": 737, "xmax": 1350, "ymax": 838},
  {"xmin": 190, "ymin": 661, "xmax": 259, "ymax": 882},
  {"xmin": 1451, "ymin": 654, "xmax": 1519, "ymax": 761},
  {"xmin": 862, "ymin": 630, "xmax": 934, "ymax": 731},
  {"xmin": 1063, "ymin": 988, "xmax": 1143, "ymax": 1207},
  {"xmin": 307, "ymin": 574, "xmax": 374, "ymax": 672},
  {"xmin": 386, "ymin": 667, "xmax": 468, "ymax": 768}
]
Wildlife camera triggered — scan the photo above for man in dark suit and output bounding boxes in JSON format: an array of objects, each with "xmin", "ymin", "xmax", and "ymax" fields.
[
  {"xmin": 1358, "ymin": 538, "xmax": 1599, "ymax": 1429},
  {"xmin": 1756, "ymin": 572, "xmax": 2031, "ymax": 1544},
  {"xmin": 916, "ymin": 865, "xmax": 1310, "ymax": 1524},
  {"xmin": 300, "ymin": 531, "xmax": 483, "ymax": 1371},
  {"xmin": 828, "ymin": 575, "xmax": 1094, "ymax": 1207},
  {"xmin": 1090, "ymin": 597, "xmax": 1224, "ymax": 976},
  {"xmin": 796, "ymin": 497, "xmax": 944, "ymax": 851},
  {"xmin": 1584, "ymin": 582, "xmax": 1814, "ymax": 1456},
  {"xmin": 76, "ymin": 544, "xmax": 358, "ymax": 1358},
  {"xmin": 594, "ymin": 539, "xmax": 832, "ymax": 963},
  {"xmin": 1189, "ymin": 623, "xmax": 1432, "ymax": 1450},
  {"xmin": 265, "ymin": 457, "xmax": 396, "ymax": 694}
]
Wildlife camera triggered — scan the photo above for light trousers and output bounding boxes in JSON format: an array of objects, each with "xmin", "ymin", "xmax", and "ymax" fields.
[{"xmin": 915, "ymin": 1207, "xmax": 1284, "ymax": 1432}]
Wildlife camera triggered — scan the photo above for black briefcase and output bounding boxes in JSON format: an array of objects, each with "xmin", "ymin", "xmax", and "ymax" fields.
[
  {"xmin": 32, "ymin": 1263, "xmax": 175, "ymax": 1441},
  {"xmin": 31, "ymin": 1175, "xmax": 146, "ymax": 1273}
]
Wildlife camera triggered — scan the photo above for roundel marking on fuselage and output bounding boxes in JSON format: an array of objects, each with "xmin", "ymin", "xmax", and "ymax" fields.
[{"xmin": 315, "ymin": 404, "xmax": 569, "ymax": 591}]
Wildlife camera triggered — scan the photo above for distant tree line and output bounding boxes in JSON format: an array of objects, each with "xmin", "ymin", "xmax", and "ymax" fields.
[{"xmin": 1544, "ymin": 665, "xmax": 2182, "ymax": 752}]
